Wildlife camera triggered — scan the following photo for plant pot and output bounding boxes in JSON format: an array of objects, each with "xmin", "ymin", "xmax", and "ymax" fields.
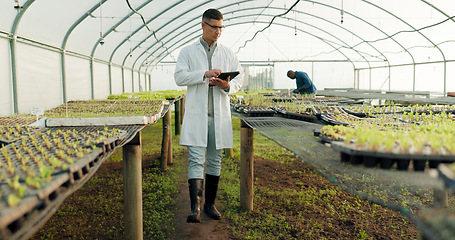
[
  {"xmin": 340, "ymin": 152, "xmax": 350, "ymax": 162},
  {"xmin": 363, "ymin": 156, "xmax": 378, "ymax": 168},
  {"xmin": 413, "ymin": 160, "xmax": 427, "ymax": 171},
  {"xmin": 396, "ymin": 159, "xmax": 410, "ymax": 171},
  {"xmin": 349, "ymin": 155, "xmax": 363, "ymax": 165},
  {"xmin": 380, "ymin": 158, "xmax": 395, "ymax": 169}
]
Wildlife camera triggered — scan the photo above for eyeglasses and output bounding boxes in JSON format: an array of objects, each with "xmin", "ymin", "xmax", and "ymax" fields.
[{"xmin": 203, "ymin": 21, "xmax": 225, "ymax": 31}]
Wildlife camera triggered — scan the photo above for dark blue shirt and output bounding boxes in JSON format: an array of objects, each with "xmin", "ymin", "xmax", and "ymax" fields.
[{"xmin": 295, "ymin": 71, "xmax": 317, "ymax": 94}]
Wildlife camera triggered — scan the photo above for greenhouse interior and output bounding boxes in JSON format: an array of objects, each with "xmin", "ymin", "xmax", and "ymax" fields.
[{"xmin": 0, "ymin": 0, "xmax": 455, "ymax": 239}]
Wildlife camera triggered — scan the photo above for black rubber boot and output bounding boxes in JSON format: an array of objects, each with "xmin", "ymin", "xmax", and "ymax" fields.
[
  {"xmin": 187, "ymin": 179, "xmax": 203, "ymax": 223},
  {"xmin": 204, "ymin": 174, "xmax": 221, "ymax": 220}
]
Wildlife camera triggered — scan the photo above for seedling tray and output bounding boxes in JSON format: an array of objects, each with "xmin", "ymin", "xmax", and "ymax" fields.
[
  {"xmin": 46, "ymin": 115, "xmax": 161, "ymax": 126},
  {"xmin": 274, "ymin": 108, "xmax": 317, "ymax": 122},
  {"xmin": 0, "ymin": 195, "xmax": 39, "ymax": 239},
  {"xmin": 331, "ymin": 141, "xmax": 455, "ymax": 171},
  {"xmin": 45, "ymin": 100, "xmax": 165, "ymax": 126},
  {"xmin": 320, "ymin": 114, "xmax": 349, "ymax": 126},
  {"xmin": 342, "ymin": 108, "xmax": 368, "ymax": 117},
  {"xmin": 240, "ymin": 107, "xmax": 276, "ymax": 117},
  {"xmin": 318, "ymin": 134, "xmax": 339, "ymax": 144},
  {"xmin": 272, "ymin": 97, "xmax": 293, "ymax": 102},
  {"xmin": 0, "ymin": 126, "xmax": 45, "ymax": 147},
  {"xmin": 0, "ymin": 116, "xmax": 45, "ymax": 127},
  {"xmin": 311, "ymin": 106, "xmax": 345, "ymax": 117}
]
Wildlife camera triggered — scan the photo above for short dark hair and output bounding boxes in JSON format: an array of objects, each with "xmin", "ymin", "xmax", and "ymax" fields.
[
  {"xmin": 287, "ymin": 70, "xmax": 295, "ymax": 77},
  {"xmin": 202, "ymin": 9, "xmax": 223, "ymax": 21}
]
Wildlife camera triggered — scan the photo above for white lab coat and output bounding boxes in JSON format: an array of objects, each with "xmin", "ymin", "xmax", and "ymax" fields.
[{"xmin": 174, "ymin": 40, "xmax": 244, "ymax": 149}]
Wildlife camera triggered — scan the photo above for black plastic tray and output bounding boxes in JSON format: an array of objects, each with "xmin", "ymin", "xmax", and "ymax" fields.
[
  {"xmin": 320, "ymin": 114, "xmax": 349, "ymax": 126},
  {"xmin": 274, "ymin": 108, "xmax": 317, "ymax": 122},
  {"xmin": 241, "ymin": 107, "xmax": 276, "ymax": 117},
  {"xmin": 331, "ymin": 141, "xmax": 455, "ymax": 171}
]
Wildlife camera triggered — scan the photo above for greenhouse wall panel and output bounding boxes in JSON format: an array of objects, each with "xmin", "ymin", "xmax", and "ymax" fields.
[
  {"xmin": 369, "ymin": 68, "xmax": 390, "ymax": 91},
  {"xmin": 123, "ymin": 69, "xmax": 133, "ymax": 93},
  {"xmin": 390, "ymin": 66, "xmax": 414, "ymax": 91},
  {"xmin": 132, "ymin": 71, "xmax": 139, "ymax": 93},
  {"xmin": 93, "ymin": 62, "xmax": 110, "ymax": 99},
  {"xmin": 312, "ymin": 62, "xmax": 354, "ymax": 90},
  {"xmin": 447, "ymin": 62, "xmax": 455, "ymax": 94},
  {"xmin": 141, "ymin": 73, "xmax": 147, "ymax": 92},
  {"xmin": 16, "ymin": 43, "xmax": 62, "ymax": 114},
  {"xmin": 414, "ymin": 63, "xmax": 445, "ymax": 93},
  {"xmin": 66, "ymin": 55, "xmax": 91, "ymax": 101},
  {"xmin": 274, "ymin": 62, "xmax": 313, "ymax": 90},
  {"xmin": 0, "ymin": 38, "xmax": 12, "ymax": 115},
  {"xmin": 150, "ymin": 66, "xmax": 185, "ymax": 91},
  {"xmin": 357, "ymin": 69, "xmax": 370, "ymax": 90},
  {"xmin": 111, "ymin": 66, "xmax": 123, "ymax": 95}
]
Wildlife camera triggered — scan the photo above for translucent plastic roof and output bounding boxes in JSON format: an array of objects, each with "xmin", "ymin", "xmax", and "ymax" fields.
[
  {"xmin": 1, "ymin": 0, "xmax": 455, "ymax": 114},
  {"xmin": 2, "ymin": 0, "xmax": 454, "ymax": 69}
]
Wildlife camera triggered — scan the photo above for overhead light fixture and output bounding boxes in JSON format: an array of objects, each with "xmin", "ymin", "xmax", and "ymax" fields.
[
  {"xmin": 99, "ymin": 32, "xmax": 104, "ymax": 45},
  {"xmin": 340, "ymin": 0, "xmax": 344, "ymax": 24},
  {"xmin": 14, "ymin": 0, "xmax": 22, "ymax": 12},
  {"xmin": 99, "ymin": 0, "xmax": 104, "ymax": 45}
]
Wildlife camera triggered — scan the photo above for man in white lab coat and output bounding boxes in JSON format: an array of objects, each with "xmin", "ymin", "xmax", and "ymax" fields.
[{"xmin": 174, "ymin": 9, "xmax": 243, "ymax": 223}]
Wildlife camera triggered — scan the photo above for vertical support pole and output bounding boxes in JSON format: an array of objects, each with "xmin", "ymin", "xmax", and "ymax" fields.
[
  {"xmin": 131, "ymin": 69, "xmax": 135, "ymax": 93},
  {"xmin": 180, "ymin": 96, "xmax": 185, "ymax": 125},
  {"xmin": 61, "ymin": 50, "xmax": 68, "ymax": 103},
  {"xmin": 123, "ymin": 131, "xmax": 143, "ymax": 240},
  {"xmin": 388, "ymin": 66, "xmax": 391, "ymax": 92},
  {"xmin": 167, "ymin": 107, "xmax": 173, "ymax": 165},
  {"xmin": 160, "ymin": 107, "xmax": 171, "ymax": 171},
  {"xmin": 240, "ymin": 120, "xmax": 254, "ymax": 211},
  {"xmin": 90, "ymin": 59, "xmax": 95, "ymax": 99},
  {"xmin": 433, "ymin": 187, "xmax": 449, "ymax": 208},
  {"xmin": 413, "ymin": 63, "xmax": 416, "ymax": 93},
  {"xmin": 223, "ymin": 148, "xmax": 234, "ymax": 159},
  {"xmin": 121, "ymin": 67, "xmax": 125, "ymax": 93},
  {"xmin": 174, "ymin": 100, "xmax": 180, "ymax": 135},
  {"xmin": 108, "ymin": 63, "xmax": 112, "ymax": 95}
]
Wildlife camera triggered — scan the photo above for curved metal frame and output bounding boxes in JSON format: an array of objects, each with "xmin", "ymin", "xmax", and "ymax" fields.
[{"xmin": 5, "ymin": 0, "xmax": 455, "ymax": 113}]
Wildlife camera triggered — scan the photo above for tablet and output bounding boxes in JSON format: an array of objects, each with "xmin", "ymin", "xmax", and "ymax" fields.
[{"xmin": 218, "ymin": 71, "xmax": 239, "ymax": 81}]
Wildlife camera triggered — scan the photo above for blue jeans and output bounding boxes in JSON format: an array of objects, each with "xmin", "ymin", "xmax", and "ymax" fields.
[{"xmin": 187, "ymin": 116, "xmax": 222, "ymax": 179}]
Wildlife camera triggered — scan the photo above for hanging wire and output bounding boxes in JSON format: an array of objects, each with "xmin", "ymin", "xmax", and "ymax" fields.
[
  {"xmin": 129, "ymin": 12, "xmax": 132, "ymax": 57},
  {"xmin": 340, "ymin": 0, "xmax": 344, "ymax": 24},
  {"xmin": 365, "ymin": 15, "xmax": 455, "ymax": 44},
  {"xmin": 236, "ymin": 0, "xmax": 301, "ymax": 53},
  {"xmin": 125, "ymin": 0, "xmax": 175, "ymax": 62},
  {"xmin": 294, "ymin": 10, "xmax": 297, "ymax": 36},
  {"xmin": 301, "ymin": 15, "xmax": 455, "ymax": 61},
  {"xmin": 99, "ymin": 0, "xmax": 104, "ymax": 45}
]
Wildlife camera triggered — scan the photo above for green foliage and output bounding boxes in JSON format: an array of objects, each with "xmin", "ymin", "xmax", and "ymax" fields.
[{"xmin": 108, "ymin": 90, "xmax": 186, "ymax": 100}]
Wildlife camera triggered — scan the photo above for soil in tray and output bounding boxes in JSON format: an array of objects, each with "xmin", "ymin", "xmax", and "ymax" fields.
[{"xmin": 283, "ymin": 111, "xmax": 316, "ymax": 122}]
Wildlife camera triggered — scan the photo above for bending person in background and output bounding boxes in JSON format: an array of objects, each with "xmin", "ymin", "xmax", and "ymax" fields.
[
  {"xmin": 287, "ymin": 70, "xmax": 317, "ymax": 95},
  {"xmin": 174, "ymin": 8, "xmax": 244, "ymax": 223}
]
